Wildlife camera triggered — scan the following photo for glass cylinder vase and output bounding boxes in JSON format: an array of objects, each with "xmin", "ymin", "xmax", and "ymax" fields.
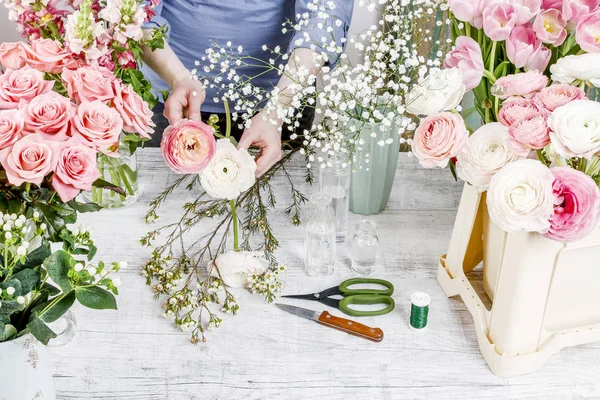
[
  {"xmin": 319, "ymin": 155, "xmax": 351, "ymax": 243},
  {"xmin": 304, "ymin": 193, "xmax": 336, "ymax": 277}
]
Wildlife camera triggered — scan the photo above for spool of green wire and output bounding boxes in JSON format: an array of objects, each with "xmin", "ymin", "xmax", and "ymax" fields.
[{"xmin": 410, "ymin": 292, "xmax": 431, "ymax": 330}]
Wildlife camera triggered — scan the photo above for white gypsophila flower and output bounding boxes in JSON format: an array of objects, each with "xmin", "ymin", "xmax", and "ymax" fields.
[
  {"xmin": 406, "ymin": 67, "xmax": 466, "ymax": 116},
  {"xmin": 16, "ymin": 296, "xmax": 25, "ymax": 305},
  {"xmin": 200, "ymin": 139, "xmax": 257, "ymax": 200},
  {"xmin": 550, "ymin": 54, "xmax": 600, "ymax": 87},
  {"xmin": 207, "ymin": 251, "xmax": 269, "ymax": 288},
  {"xmin": 486, "ymin": 159, "xmax": 554, "ymax": 234},
  {"xmin": 74, "ymin": 263, "xmax": 84, "ymax": 272},
  {"xmin": 87, "ymin": 266, "xmax": 97, "ymax": 276},
  {"xmin": 16, "ymin": 246, "xmax": 26, "ymax": 256},
  {"xmin": 547, "ymin": 100, "xmax": 600, "ymax": 160},
  {"xmin": 457, "ymin": 123, "xmax": 524, "ymax": 192},
  {"xmin": 112, "ymin": 277, "xmax": 122, "ymax": 287},
  {"xmin": 6, "ymin": 287, "xmax": 15, "ymax": 296}
]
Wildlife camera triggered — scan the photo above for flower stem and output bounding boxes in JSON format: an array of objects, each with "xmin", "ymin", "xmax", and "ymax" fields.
[
  {"xmin": 230, "ymin": 199, "xmax": 239, "ymax": 252},
  {"xmin": 488, "ymin": 41, "xmax": 497, "ymax": 74},
  {"xmin": 224, "ymin": 100, "xmax": 231, "ymax": 139}
]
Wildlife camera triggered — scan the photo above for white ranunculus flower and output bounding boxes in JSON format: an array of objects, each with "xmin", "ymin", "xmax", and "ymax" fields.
[
  {"xmin": 548, "ymin": 100, "xmax": 600, "ymax": 160},
  {"xmin": 406, "ymin": 67, "xmax": 466, "ymax": 116},
  {"xmin": 457, "ymin": 123, "xmax": 524, "ymax": 192},
  {"xmin": 208, "ymin": 251, "xmax": 269, "ymax": 288},
  {"xmin": 200, "ymin": 139, "xmax": 257, "ymax": 200},
  {"xmin": 486, "ymin": 159, "xmax": 554, "ymax": 234},
  {"xmin": 550, "ymin": 54, "xmax": 600, "ymax": 87}
]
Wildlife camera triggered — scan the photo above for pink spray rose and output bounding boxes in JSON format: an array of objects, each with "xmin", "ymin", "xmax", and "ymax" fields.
[
  {"xmin": 19, "ymin": 39, "xmax": 70, "ymax": 74},
  {"xmin": 70, "ymin": 100, "xmax": 123, "ymax": 155},
  {"xmin": 498, "ymin": 97, "xmax": 541, "ymax": 126},
  {"xmin": 411, "ymin": 112, "xmax": 469, "ymax": 169},
  {"xmin": 0, "ymin": 42, "xmax": 26, "ymax": 70},
  {"xmin": 533, "ymin": 84, "xmax": 587, "ymax": 113},
  {"xmin": 506, "ymin": 24, "xmax": 550, "ymax": 71},
  {"xmin": 483, "ymin": 4, "xmax": 518, "ymax": 41},
  {"xmin": 0, "ymin": 67, "xmax": 55, "ymax": 110},
  {"xmin": 160, "ymin": 119, "xmax": 216, "ymax": 174},
  {"xmin": 21, "ymin": 91, "xmax": 74, "ymax": 141},
  {"xmin": 545, "ymin": 167, "xmax": 600, "ymax": 242},
  {"xmin": 111, "ymin": 81, "xmax": 154, "ymax": 138},
  {"xmin": 0, "ymin": 134, "xmax": 58, "ymax": 186},
  {"xmin": 492, "ymin": 70, "xmax": 549, "ymax": 99},
  {"xmin": 444, "ymin": 36, "xmax": 485, "ymax": 91},
  {"xmin": 533, "ymin": 9, "xmax": 568, "ymax": 46},
  {"xmin": 62, "ymin": 65, "xmax": 116, "ymax": 104},
  {"xmin": 508, "ymin": 111, "xmax": 551, "ymax": 152},
  {"xmin": 576, "ymin": 11, "xmax": 600, "ymax": 53},
  {"xmin": 52, "ymin": 137, "xmax": 101, "ymax": 202},
  {"xmin": 0, "ymin": 109, "xmax": 24, "ymax": 150},
  {"xmin": 562, "ymin": 0, "xmax": 600, "ymax": 24}
]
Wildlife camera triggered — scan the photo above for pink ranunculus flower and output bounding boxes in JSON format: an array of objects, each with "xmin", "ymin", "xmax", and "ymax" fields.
[
  {"xmin": 533, "ymin": 84, "xmax": 587, "ymax": 114},
  {"xmin": 0, "ymin": 67, "xmax": 55, "ymax": 110},
  {"xmin": 533, "ymin": 9, "xmax": 568, "ymax": 46},
  {"xmin": 62, "ymin": 65, "xmax": 116, "ymax": 104},
  {"xmin": 160, "ymin": 119, "xmax": 216, "ymax": 174},
  {"xmin": 444, "ymin": 36, "xmax": 485, "ymax": 91},
  {"xmin": 498, "ymin": 97, "xmax": 541, "ymax": 126},
  {"xmin": 0, "ymin": 134, "xmax": 58, "ymax": 186},
  {"xmin": 0, "ymin": 42, "xmax": 26, "ymax": 70},
  {"xmin": 512, "ymin": 0, "xmax": 543, "ymax": 25},
  {"xmin": 21, "ymin": 91, "xmax": 74, "ymax": 142},
  {"xmin": 0, "ymin": 109, "xmax": 24, "ymax": 150},
  {"xmin": 545, "ymin": 167, "xmax": 600, "ymax": 242},
  {"xmin": 20, "ymin": 38, "xmax": 69, "ymax": 74},
  {"xmin": 492, "ymin": 70, "xmax": 549, "ymax": 99},
  {"xmin": 111, "ymin": 81, "xmax": 154, "ymax": 138},
  {"xmin": 508, "ymin": 111, "xmax": 551, "ymax": 152},
  {"xmin": 506, "ymin": 24, "xmax": 541, "ymax": 68},
  {"xmin": 52, "ymin": 136, "xmax": 101, "ymax": 202},
  {"xmin": 576, "ymin": 11, "xmax": 600, "ymax": 53},
  {"xmin": 411, "ymin": 112, "xmax": 469, "ymax": 169},
  {"xmin": 483, "ymin": 4, "xmax": 518, "ymax": 41},
  {"xmin": 562, "ymin": 0, "xmax": 600, "ymax": 24},
  {"xmin": 70, "ymin": 100, "xmax": 123, "ymax": 155}
]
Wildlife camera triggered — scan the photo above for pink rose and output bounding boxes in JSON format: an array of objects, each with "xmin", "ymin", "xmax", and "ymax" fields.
[
  {"xmin": 0, "ymin": 134, "xmax": 58, "ymax": 186},
  {"xmin": 412, "ymin": 112, "xmax": 469, "ymax": 169},
  {"xmin": 492, "ymin": 70, "xmax": 549, "ymax": 99},
  {"xmin": 545, "ymin": 167, "xmax": 600, "ymax": 242},
  {"xmin": 533, "ymin": 9, "xmax": 568, "ymax": 46},
  {"xmin": 498, "ymin": 97, "xmax": 541, "ymax": 126},
  {"xmin": 62, "ymin": 65, "xmax": 116, "ymax": 104},
  {"xmin": 0, "ymin": 109, "xmax": 24, "ymax": 150},
  {"xmin": 507, "ymin": 25, "xmax": 543, "ymax": 69},
  {"xmin": 111, "ymin": 81, "xmax": 154, "ymax": 138},
  {"xmin": 70, "ymin": 100, "xmax": 123, "ymax": 154},
  {"xmin": 508, "ymin": 111, "xmax": 551, "ymax": 152},
  {"xmin": 576, "ymin": 11, "xmax": 600, "ymax": 53},
  {"xmin": 483, "ymin": 4, "xmax": 518, "ymax": 41},
  {"xmin": 160, "ymin": 119, "xmax": 216, "ymax": 174},
  {"xmin": 444, "ymin": 36, "xmax": 484, "ymax": 91},
  {"xmin": 533, "ymin": 84, "xmax": 587, "ymax": 113},
  {"xmin": 52, "ymin": 137, "xmax": 101, "ymax": 202},
  {"xmin": 512, "ymin": 0, "xmax": 543, "ymax": 25},
  {"xmin": 21, "ymin": 91, "xmax": 74, "ymax": 142},
  {"xmin": 20, "ymin": 39, "xmax": 70, "ymax": 74},
  {"xmin": 0, "ymin": 67, "xmax": 55, "ymax": 110},
  {"xmin": 0, "ymin": 42, "xmax": 26, "ymax": 70},
  {"xmin": 562, "ymin": 0, "xmax": 600, "ymax": 23}
]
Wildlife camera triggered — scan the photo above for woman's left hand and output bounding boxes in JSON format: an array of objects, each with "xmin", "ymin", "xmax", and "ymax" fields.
[{"xmin": 237, "ymin": 112, "xmax": 283, "ymax": 176}]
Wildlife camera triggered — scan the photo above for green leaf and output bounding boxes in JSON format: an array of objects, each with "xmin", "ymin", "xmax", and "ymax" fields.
[
  {"xmin": 10, "ymin": 269, "xmax": 40, "ymax": 294},
  {"xmin": 46, "ymin": 250, "xmax": 74, "ymax": 293},
  {"xmin": 0, "ymin": 280, "xmax": 22, "ymax": 296},
  {"xmin": 42, "ymin": 283, "xmax": 61, "ymax": 296},
  {"xmin": 41, "ymin": 291, "xmax": 76, "ymax": 323},
  {"xmin": 0, "ymin": 299, "xmax": 24, "ymax": 320},
  {"xmin": 448, "ymin": 159, "xmax": 458, "ymax": 182},
  {"xmin": 67, "ymin": 200, "xmax": 103, "ymax": 213},
  {"xmin": 1, "ymin": 324, "xmax": 18, "ymax": 342},
  {"xmin": 87, "ymin": 245, "xmax": 97, "ymax": 261},
  {"xmin": 14, "ymin": 240, "xmax": 51, "ymax": 273},
  {"xmin": 75, "ymin": 286, "xmax": 117, "ymax": 310},
  {"xmin": 27, "ymin": 314, "xmax": 56, "ymax": 345},
  {"xmin": 92, "ymin": 178, "xmax": 126, "ymax": 196}
]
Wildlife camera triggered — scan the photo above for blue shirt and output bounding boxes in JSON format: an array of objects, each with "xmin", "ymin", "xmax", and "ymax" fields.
[{"xmin": 143, "ymin": 0, "xmax": 354, "ymax": 114}]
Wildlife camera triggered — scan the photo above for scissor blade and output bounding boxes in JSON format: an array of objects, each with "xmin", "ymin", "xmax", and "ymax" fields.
[
  {"xmin": 275, "ymin": 304, "xmax": 320, "ymax": 322},
  {"xmin": 281, "ymin": 293, "xmax": 320, "ymax": 300}
]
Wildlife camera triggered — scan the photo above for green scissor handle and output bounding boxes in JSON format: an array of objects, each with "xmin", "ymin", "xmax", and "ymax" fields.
[
  {"xmin": 339, "ymin": 278, "xmax": 394, "ymax": 296},
  {"xmin": 339, "ymin": 294, "xmax": 396, "ymax": 317}
]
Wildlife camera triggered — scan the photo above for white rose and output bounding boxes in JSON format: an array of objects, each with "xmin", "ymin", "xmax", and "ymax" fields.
[
  {"xmin": 457, "ymin": 123, "xmax": 524, "ymax": 192},
  {"xmin": 548, "ymin": 100, "xmax": 600, "ymax": 160},
  {"xmin": 200, "ymin": 139, "xmax": 257, "ymax": 200},
  {"xmin": 406, "ymin": 68, "xmax": 466, "ymax": 116},
  {"xmin": 486, "ymin": 159, "xmax": 554, "ymax": 234},
  {"xmin": 550, "ymin": 54, "xmax": 600, "ymax": 87},
  {"xmin": 208, "ymin": 251, "xmax": 269, "ymax": 288}
]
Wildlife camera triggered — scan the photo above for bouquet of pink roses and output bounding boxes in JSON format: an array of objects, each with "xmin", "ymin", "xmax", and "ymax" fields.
[{"xmin": 406, "ymin": 0, "xmax": 600, "ymax": 243}]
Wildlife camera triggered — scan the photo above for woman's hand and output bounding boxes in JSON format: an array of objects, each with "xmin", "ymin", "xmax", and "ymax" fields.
[
  {"xmin": 163, "ymin": 76, "xmax": 206, "ymax": 124},
  {"xmin": 237, "ymin": 111, "xmax": 283, "ymax": 177}
]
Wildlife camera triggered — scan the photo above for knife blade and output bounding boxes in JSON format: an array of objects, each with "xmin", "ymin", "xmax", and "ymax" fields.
[{"xmin": 276, "ymin": 303, "xmax": 384, "ymax": 342}]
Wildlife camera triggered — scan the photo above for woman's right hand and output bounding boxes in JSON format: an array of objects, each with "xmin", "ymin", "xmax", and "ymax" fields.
[{"xmin": 164, "ymin": 76, "xmax": 206, "ymax": 124}]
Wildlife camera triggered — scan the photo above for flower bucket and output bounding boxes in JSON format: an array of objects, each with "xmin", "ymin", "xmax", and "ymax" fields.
[{"xmin": 438, "ymin": 184, "xmax": 600, "ymax": 377}]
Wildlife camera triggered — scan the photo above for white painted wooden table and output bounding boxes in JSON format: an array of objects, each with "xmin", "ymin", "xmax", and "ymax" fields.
[{"xmin": 49, "ymin": 149, "xmax": 600, "ymax": 400}]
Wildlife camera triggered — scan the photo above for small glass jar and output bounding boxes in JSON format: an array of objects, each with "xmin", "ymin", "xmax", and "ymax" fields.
[
  {"xmin": 319, "ymin": 155, "xmax": 350, "ymax": 243},
  {"xmin": 304, "ymin": 193, "xmax": 336, "ymax": 276},
  {"xmin": 350, "ymin": 219, "xmax": 379, "ymax": 276}
]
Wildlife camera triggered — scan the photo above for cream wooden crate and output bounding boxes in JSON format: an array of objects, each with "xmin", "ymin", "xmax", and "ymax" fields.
[{"xmin": 438, "ymin": 184, "xmax": 600, "ymax": 377}]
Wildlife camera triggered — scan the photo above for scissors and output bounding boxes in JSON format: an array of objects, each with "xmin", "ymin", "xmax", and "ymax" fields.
[{"xmin": 282, "ymin": 278, "xmax": 395, "ymax": 317}]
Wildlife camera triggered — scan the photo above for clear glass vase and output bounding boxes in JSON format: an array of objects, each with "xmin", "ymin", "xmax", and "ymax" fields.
[
  {"xmin": 304, "ymin": 193, "xmax": 336, "ymax": 277},
  {"xmin": 319, "ymin": 154, "xmax": 351, "ymax": 243},
  {"xmin": 350, "ymin": 219, "xmax": 379, "ymax": 276},
  {"xmin": 82, "ymin": 144, "xmax": 139, "ymax": 208}
]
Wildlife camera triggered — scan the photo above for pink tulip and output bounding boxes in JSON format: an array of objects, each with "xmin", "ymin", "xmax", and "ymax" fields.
[
  {"xmin": 526, "ymin": 45, "xmax": 551, "ymax": 72},
  {"xmin": 576, "ymin": 11, "xmax": 600, "ymax": 52},
  {"xmin": 448, "ymin": 0, "xmax": 488, "ymax": 28},
  {"xmin": 562, "ymin": 0, "xmax": 600, "ymax": 24},
  {"xmin": 411, "ymin": 112, "xmax": 469, "ymax": 169},
  {"xmin": 492, "ymin": 70, "xmax": 549, "ymax": 99},
  {"xmin": 533, "ymin": 9, "xmax": 568, "ymax": 45},
  {"xmin": 444, "ymin": 36, "xmax": 485, "ymax": 91},
  {"xmin": 513, "ymin": 0, "xmax": 543, "ymax": 25},
  {"xmin": 483, "ymin": 4, "xmax": 518, "ymax": 41},
  {"xmin": 542, "ymin": 0, "xmax": 563, "ymax": 9},
  {"xmin": 506, "ymin": 24, "xmax": 540, "ymax": 68}
]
